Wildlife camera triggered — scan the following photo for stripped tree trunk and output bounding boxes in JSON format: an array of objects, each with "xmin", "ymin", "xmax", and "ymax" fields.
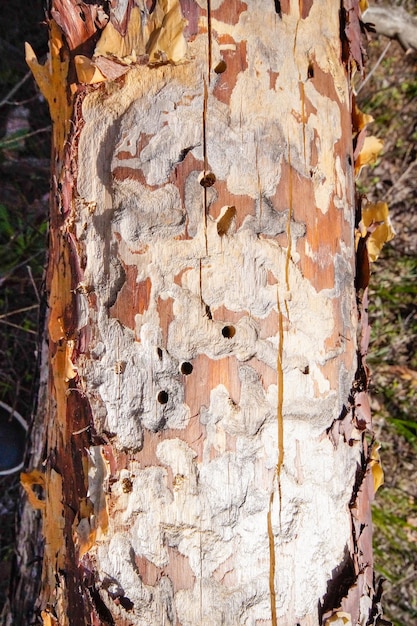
[{"xmin": 9, "ymin": 1, "xmax": 386, "ymax": 625}]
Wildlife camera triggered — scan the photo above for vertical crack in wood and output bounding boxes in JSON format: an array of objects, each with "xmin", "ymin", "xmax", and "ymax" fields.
[
  {"xmin": 256, "ymin": 143, "xmax": 263, "ymax": 230},
  {"xmin": 206, "ymin": 0, "xmax": 212, "ymax": 86},
  {"xmin": 270, "ymin": 127, "xmax": 295, "ymax": 622},
  {"xmin": 285, "ymin": 133, "xmax": 294, "ymax": 303},
  {"xmin": 202, "ymin": 0, "xmax": 212, "ymax": 256},
  {"xmin": 202, "ymin": 78, "xmax": 209, "ymax": 255},
  {"xmin": 300, "ymin": 81, "xmax": 307, "ymax": 164},
  {"xmin": 268, "ymin": 491, "xmax": 278, "ymax": 626},
  {"xmin": 276, "ymin": 293, "xmax": 285, "ymax": 493}
]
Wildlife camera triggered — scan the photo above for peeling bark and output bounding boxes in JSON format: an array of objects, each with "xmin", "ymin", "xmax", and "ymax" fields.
[{"xmin": 9, "ymin": 1, "xmax": 387, "ymax": 625}]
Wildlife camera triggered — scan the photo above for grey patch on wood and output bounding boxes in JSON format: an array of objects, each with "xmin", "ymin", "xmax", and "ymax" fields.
[
  {"xmin": 184, "ymin": 171, "xmax": 218, "ymax": 238},
  {"xmin": 112, "ymin": 179, "xmax": 186, "ymax": 243},
  {"xmin": 85, "ymin": 319, "xmax": 190, "ymax": 448},
  {"xmin": 253, "ymin": 194, "xmax": 306, "ymax": 238},
  {"xmin": 111, "ymin": 88, "xmax": 203, "ymax": 187},
  {"xmin": 105, "ymin": 254, "xmax": 126, "ymax": 308}
]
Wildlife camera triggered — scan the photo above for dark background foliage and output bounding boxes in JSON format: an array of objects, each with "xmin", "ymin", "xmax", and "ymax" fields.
[{"xmin": 0, "ymin": 0, "xmax": 49, "ymax": 610}]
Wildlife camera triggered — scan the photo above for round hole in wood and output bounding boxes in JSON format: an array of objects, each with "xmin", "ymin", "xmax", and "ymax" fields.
[
  {"xmin": 222, "ymin": 325, "xmax": 236, "ymax": 338},
  {"xmin": 198, "ymin": 170, "xmax": 216, "ymax": 188},
  {"xmin": 214, "ymin": 60, "xmax": 227, "ymax": 74},
  {"xmin": 180, "ymin": 362, "xmax": 193, "ymax": 375},
  {"xmin": 157, "ymin": 390, "xmax": 169, "ymax": 404}
]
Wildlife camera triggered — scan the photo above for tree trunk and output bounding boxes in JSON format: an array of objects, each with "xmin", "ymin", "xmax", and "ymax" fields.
[{"xmin": 9, "ymin": 1, "xmax": 385, "ymax": 625}]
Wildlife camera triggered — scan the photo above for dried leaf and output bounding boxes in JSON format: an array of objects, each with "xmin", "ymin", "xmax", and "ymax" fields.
[
  {"xmin": 370, "ymin": 441, "xmax": 384, "ymax": 493},
  {"xmin": 361, "ymin": 201, "xmax": 395, "ymax": 262},
  {"xmin": 355, "ymin": 136, "xmax": 383, "ymax": 175},
  {"xmin": 352, "ymin": 99, "xmax": 373, "ymax": 133},
  {"xmin": 325, "ymin": 611, "xmax": 353, "ymax": 626},
  {"xmin": 41, "ymin": 610, "xmax": 58, "ymax": 626},
  {"xmin": 74, "ymin": 55, "xmax": 106, "ymax": 84}
]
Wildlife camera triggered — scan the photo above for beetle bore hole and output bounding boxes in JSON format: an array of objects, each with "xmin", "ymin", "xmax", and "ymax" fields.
[
  {"xmin": 222, "ymin": 325, "xmax": 236, "ymax": 338},
  {"xmin": 157, "ymin": 347, "xmax": 163, "ymax": 360},
  {"xmin": 214, "ymin": 60, "xmax": 227, "ymax": 74},
  {"xmin": 180, "ymin": 362, "xmax": 193, "ymax": 375},
  {"xmin": 307, "ymin": 63, "xmax": 314, "ymax": 79},
  {"xmin": 157, "ymin": 390, "xmax": 169, "ymax": 404},
  {"xmin": 198, "ymin": 170, "xmax": 216, "ymax": 188}
]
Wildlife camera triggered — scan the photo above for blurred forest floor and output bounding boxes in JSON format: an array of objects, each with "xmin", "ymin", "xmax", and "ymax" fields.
[
  {"xmin": 356, "ymin": 6, "xmax": 417, "ymax": 624},
  {"xmin": 0, "ymin": 2, "xmax": 416, "ymax": 625}
]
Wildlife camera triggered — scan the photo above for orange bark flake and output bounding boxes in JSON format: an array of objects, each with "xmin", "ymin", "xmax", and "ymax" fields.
[{"xmin": 25, "ymin": 20, "xmax": 72, "ymax": 161}]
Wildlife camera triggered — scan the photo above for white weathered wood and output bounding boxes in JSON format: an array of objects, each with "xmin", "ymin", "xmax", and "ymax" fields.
[
  {"xmin": 72, "ymin": 2, "xmax": 360, "ymax": 624},
  {"xmin": 11, "ymin": 2, "xmax": 382, "ymax": 625}
]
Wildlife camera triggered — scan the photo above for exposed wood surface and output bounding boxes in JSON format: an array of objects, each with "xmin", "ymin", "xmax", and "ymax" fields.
[{"xmin": 8, "ymin": 2, "xmax": 385, "ymax": 626}]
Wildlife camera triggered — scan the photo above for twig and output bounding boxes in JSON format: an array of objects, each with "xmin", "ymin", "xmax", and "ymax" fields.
[
  {"xmin": 26, "ymin": 265, "xmax": 40, "ymax": 303},
  {"xmin": 0, "ymin": 71, "xmax": 32, "ymax": 108},
  {"xmin": 0, "ymin": 304, "xmax": 39, "ymax": 319},
  {"xmin": 356, "ymin": 41, "xmax": 392, "ymax": 94},
  {"xmin": 0, "ymin": 251, "xmax": 45, "ymax": 287},
  {"xmin": 0, "ymin": 319, "xmax": 37, "ymax": 334},
  {"xmin": 0, "ymin": 126, "xmax": 51, "ymax": 148},
  {"xmin": 384, "ymin": 159, "xmax": 417, "ymax": 202}
]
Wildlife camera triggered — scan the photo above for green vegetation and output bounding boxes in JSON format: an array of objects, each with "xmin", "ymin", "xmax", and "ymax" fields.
[
  {"xmin": 358, "ymin": 25, "xmax": 417, "ymax": 626},
  {"xmin": 0, "ymin": 0, "xmax": 49, "ymax": 611}
]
